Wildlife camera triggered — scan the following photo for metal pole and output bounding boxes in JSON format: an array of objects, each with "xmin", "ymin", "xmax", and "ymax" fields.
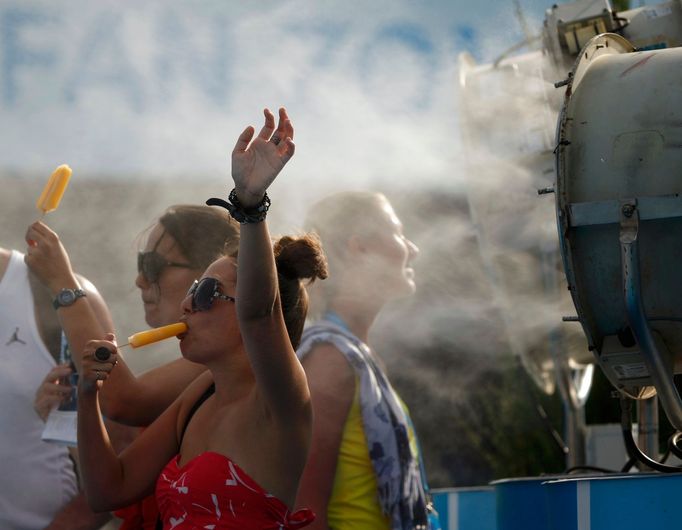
[{"xmin": 637, "ymin": 396, "xmax": 659, "ymax": 464}]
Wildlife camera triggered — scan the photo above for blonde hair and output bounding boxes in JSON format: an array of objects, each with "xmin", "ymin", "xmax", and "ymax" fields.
[{"xmin": 303, "ymin": 191, "xmax": 389, "ymax": 317}]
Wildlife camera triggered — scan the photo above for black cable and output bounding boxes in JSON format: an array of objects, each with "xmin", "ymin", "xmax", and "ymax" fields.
[
  {"xmin": 620, "ymin": 397, "xmax": 682, "ymax": 473},
  {"xmin": 668, "ymin": 432, "xmax": 682, "ymax": 460},
  {"xmin": 620, "ymin": 456, "xmax": 637, "ymax": 473},
  {"xmin": 564, "ymin": 465, "xmax": 618, "ymax": 474}
]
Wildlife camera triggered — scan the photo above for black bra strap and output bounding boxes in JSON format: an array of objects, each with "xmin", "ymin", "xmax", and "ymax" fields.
[{"xmin": 180, "ymin": 382, "xmax": 215, "ymax": 444}]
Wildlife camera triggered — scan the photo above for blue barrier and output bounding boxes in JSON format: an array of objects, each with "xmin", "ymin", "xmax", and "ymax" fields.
[
  {"xmin": 491, "ymin": 475, "xmax": 568, "ymax": 530},
  {"xmin": 545, "ymin": 473, "xmax": 682, "ymax": 530},
  {"xmin": 432, "ymin": 486, "xmax": 496, "ymax": 530}
]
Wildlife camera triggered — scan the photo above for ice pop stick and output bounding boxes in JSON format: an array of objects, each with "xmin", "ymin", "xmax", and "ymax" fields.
[
  {"xmin": 36, "ymin": 164, "xmax": 72, "ymax": 216},
  {"xmin": 122, "ymin": 322, "xmax": 188, "ymax": 349}
]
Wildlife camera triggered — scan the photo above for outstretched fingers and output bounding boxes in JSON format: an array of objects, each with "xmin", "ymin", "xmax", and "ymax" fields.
[
  {"xmin": 282, "ymin": 110, "xmax": 294, "ymax": 141},
  {"xmin": 233, "ymin": 126, "xmax": 255, "ymax": 155},
  {"xmin": 272, "ymin": 108, "xmax": 293, "ymax": 144},
  {"xmin": 280, "ymin": 137, "xmax": 296, "ymax": 165},
  {"xmin": 256, "ymin": 108, "xmax": 276, "ymax": 142}
]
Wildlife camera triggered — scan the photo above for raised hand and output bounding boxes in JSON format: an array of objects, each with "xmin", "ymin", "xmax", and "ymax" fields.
[
  {"xmin": 24, "ymin": 221, "xmax": 76, "ymax": 294},
  {"xmin": 231, "ymin": 107, "xmax": 295, "ymax": 207}
]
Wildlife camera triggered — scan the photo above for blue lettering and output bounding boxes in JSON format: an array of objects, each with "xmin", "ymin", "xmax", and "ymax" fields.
[
  {"xmin": 360, "ymin": 22, "xmax": 437, "ymax": 109},
  {"xmin": 0, "ymin": 8, "xmax": 57, "ymax": 105},
  {"xmin": 377, "ymin": 23, "xmax": 434, "ymax": 54},
  {"xmin": 452, "ymin": 24, "xmax": 479, "ymax": 59},
  {"xmin": 285, "ymin": 21, "xmax": 348, "ymax": 68},
  {"xmin": 153, "ymin": 9, "xmax": 231, "ymax": 106},
  {"xmin": 62, "ymin": 12, "xmax": 145, "ymax": 111}
]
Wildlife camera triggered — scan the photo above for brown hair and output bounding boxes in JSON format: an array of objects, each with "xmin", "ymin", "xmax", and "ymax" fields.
[
  {"xmin": 273, "ymin": 234, "xmax": 328, "ymax": 348},
  {"xmin": 158, "ymin": 205, "xmax": 240, "ymax": 270}
]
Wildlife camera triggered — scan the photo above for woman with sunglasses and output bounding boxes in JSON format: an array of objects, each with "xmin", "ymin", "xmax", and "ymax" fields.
[
  {"xmin": 110, "ymin": 205, "xmax": 240, "ymax": 529},
  {"xmin": 100, "ymin": 205, "xmax": 240, "ymax": 426},
  {"xmin": 29, "ymin": 206, "xmax": 239, "ymax": 529},
  {"xmin": 41, "ymin": 108, "xmax": 326, "ymax": 528},
  {"xmin": 29, "ymin": 205, "xmax": 239, "ymax": 423}
]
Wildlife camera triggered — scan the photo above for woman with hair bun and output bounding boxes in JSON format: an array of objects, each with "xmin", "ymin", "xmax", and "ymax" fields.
[{"xmin": 30, "ymin": 107, "xmax": 327, "ymax": 529}]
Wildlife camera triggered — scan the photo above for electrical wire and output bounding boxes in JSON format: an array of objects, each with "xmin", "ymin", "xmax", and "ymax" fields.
[
  {"xmin": 620, "ymin": 456, "xmax": 637, "ymax": 473},
  {"xmin": 563, "ymin": 465, "xmax": 618, "ymax": 474},
  {"xmin": 620, "ymin": 397, "xmax": 682, "ymax": 473},
  {"xmin": 668, "ymin": 432, "xmax": 682, "ymax": 460}
]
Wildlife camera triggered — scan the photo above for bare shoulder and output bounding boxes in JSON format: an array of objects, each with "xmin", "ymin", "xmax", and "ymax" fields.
[
  {"xmin": 301, "ymin": 343, "xmax": 355, "ymax": 397},
  {"xmin": 0, "ymin": 248, "xmax": 12, "ymax": 281}
]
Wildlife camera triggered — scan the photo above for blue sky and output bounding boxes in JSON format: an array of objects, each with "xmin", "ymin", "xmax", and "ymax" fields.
[{"xmin": 0, "ymin": 0, "xmax": 655, "ymax": 195}]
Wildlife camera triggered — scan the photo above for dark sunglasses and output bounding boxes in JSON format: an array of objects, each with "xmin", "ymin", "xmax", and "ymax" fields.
[
  {"xmin": 187, "ymin": 277, "xmax": 236, "ymax": 312},
  {"xmin": 137, "ymin": 251, "xmax": 193, "ymax": 284}
]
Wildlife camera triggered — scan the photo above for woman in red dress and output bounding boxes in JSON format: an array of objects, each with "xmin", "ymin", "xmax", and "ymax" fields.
[{"xmin": 25, "ymin": 108, "xmax": 325, "ymax": 529}]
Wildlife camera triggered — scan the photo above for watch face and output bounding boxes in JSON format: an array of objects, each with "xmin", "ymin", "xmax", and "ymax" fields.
[{"xmin": 58, "ymin": 290, "xmax": 76, "ymax": 306}]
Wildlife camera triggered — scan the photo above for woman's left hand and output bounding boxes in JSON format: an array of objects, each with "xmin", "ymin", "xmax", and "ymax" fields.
[
  {"xmin": 79, "ymin": 334, "xmax": 119, "ymax": 394},
  {"xmin": 231, "ymin": 107, "xmax": 295, "ymax": 207}
]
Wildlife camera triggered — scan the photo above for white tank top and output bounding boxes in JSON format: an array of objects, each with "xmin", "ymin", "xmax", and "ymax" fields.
[{"xmin": 0, "ymin": 250, "xmax": 78, "ymax": 530}]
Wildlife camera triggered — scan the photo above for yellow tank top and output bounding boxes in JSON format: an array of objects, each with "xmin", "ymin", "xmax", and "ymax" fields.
[{"xmin": 327, "ymin": 378, "xmax": 419, "ymax": 530}]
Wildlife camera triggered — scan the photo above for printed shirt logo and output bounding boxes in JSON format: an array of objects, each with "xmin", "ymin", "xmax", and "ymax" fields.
[{"xmin": 5, "ymin": 327, "xmax": 27, "ymax": 346}]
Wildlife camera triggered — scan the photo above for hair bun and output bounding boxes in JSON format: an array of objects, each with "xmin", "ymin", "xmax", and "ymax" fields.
[{"xmin": 274, "ymin": 234, "xmax": 328, "ymax": 282}]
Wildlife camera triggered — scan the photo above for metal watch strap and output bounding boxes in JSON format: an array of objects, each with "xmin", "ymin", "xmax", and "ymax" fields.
[{"xmin": 52, "ymin": 288, "xmax": 86, "ymax": 310}]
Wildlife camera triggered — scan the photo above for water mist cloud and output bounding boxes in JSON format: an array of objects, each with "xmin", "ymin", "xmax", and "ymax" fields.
[
  {"xmin": 0, "ymin": 1, "xmax": 579, "ymax": 372},
  {"xmin": 1, "ymin": 0, "xmax": 554, "ymax": 190}
]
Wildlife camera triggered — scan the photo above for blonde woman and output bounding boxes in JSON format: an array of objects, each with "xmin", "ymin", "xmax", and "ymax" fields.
[{"xmin": 295, "ymin": 191, "xmax": 440, "ymax": 530}]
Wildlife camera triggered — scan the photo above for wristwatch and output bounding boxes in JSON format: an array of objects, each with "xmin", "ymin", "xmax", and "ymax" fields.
[{"xmin": 52, "ymin": 288, "xmax": 86, "ymax": 310}]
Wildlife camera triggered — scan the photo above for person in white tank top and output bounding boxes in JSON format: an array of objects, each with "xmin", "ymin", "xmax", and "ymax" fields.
[{"xmin": 0, "ymin": 247, "xmax": 117, "ymax": 530}]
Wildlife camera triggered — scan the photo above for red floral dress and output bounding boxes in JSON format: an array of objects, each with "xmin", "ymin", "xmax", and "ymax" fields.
[{"xmin": 156, "ymin": 451, "xmax": 314, "ymax": 530}]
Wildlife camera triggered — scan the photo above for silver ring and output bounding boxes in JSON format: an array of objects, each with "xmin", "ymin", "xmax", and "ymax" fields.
[{"xmin": 271, "ymin": 136, "xmax": 281, "ymax": 146}]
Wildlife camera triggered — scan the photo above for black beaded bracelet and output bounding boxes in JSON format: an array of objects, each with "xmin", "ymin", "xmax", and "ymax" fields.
[{"xmin": 206, "ymin": 188, "xmax": 270, "ymax": 224}]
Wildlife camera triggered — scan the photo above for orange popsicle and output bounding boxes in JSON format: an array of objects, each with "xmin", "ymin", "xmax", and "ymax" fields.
[
  {"xmin": 36, "ymin": 164, "xmax": 72, "ymax": 214},
  {"xmin": 127, "ymin": 322, "xmax": 187, "ymax": 348}
]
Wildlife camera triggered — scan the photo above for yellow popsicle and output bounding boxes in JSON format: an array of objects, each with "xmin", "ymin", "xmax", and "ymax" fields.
[
  {"xmin": 127, "ymin": 322, "xmax": 188, "ymax": 348},
  {"xmin": 36, "ymin": 164, "xmax": 72, "ymax": 213}
]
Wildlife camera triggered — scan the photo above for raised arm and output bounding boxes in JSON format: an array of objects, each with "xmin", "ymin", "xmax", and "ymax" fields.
[
  {"xmin": 24, "ymin": 222, "xmax": 108, "ymax": 368},
  {"xmin": 75, "ymin": 334, "xmax": 199, "ymax": 511},
  {"xmin": 24, "ymin": 221, "xmax": 199, "ymax": 426},
  {"xmin": 225, "ymin": 108, "xmax": 310, "ymax": 420}
]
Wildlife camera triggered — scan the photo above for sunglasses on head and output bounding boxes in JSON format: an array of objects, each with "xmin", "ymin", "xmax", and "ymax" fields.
[
  {"xmin": 137, "ymin": 251, "xmax": 193, "ymax": 284},
  {"xmin": 187, "ymin": 277, "xmax": 236, "ymax": 312}
]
